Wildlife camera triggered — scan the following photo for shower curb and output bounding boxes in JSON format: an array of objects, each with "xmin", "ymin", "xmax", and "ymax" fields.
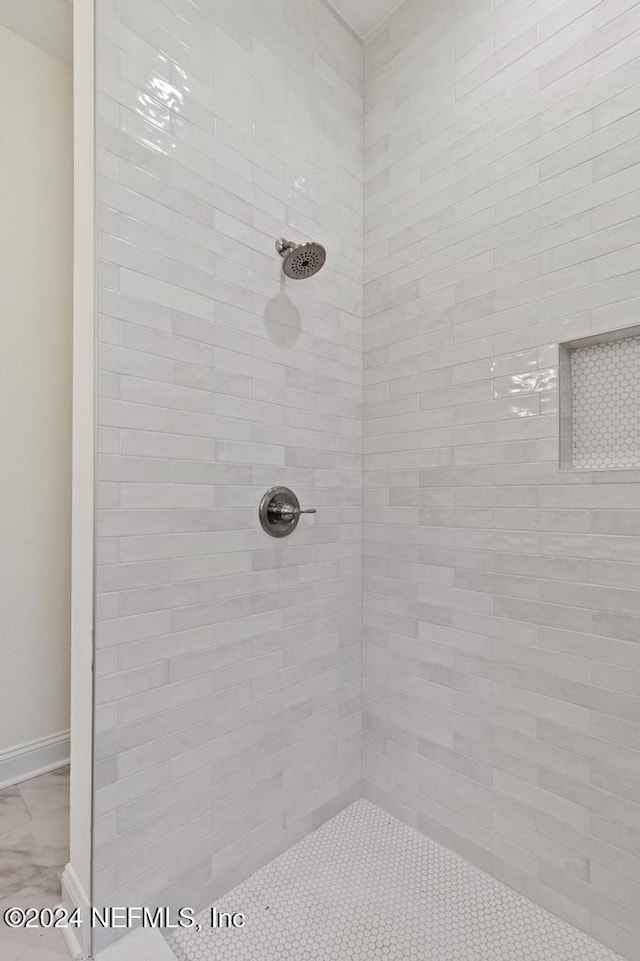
[{"xmin": 94, "ymin": 927, "xmax": 178, "ymax": 961}]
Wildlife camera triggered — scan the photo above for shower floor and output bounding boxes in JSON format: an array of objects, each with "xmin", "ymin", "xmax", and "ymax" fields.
[{"xmin": 168, "ymin": 799, "xmax": 623, "ymax": 961}]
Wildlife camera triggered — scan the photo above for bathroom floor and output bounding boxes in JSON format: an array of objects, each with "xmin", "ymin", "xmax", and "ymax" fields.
[
  {"xmin": 0, "ymin": 767, "xmax": 70, "ymax": 960},
  {"xmin": 169, "ymin": 799, "xmax": 623, "ymax": 961}
]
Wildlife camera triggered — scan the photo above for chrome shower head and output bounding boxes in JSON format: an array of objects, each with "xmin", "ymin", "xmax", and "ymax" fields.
[{"xmin": 275, "ymin": 238, "xmax": 326, "ymax": 279}]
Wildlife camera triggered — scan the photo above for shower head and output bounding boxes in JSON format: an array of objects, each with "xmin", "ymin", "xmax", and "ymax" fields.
[{"xmin": 275, "ymin": 238, "xmax": 326, "ymax": 279}]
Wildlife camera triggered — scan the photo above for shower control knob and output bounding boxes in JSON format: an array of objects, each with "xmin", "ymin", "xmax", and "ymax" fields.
[
  {"xmin": 271, "ymin": 504, "xmax": 317, "ymax": 521},
  {"xmin": 259, "ymin": 487, "xmax": 317, "ymax": 538}
]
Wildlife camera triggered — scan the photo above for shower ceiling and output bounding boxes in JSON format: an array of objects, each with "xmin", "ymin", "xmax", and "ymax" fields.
[{"xmin": 327, "ymin": 0, "xmax": 407, "ymax": 38}]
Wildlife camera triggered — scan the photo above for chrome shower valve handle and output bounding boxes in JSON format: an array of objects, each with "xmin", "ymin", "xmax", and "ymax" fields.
[
  {"xmin": 271, "ymin": 503, "xmax": 317, "ymax": 522},
  {"xmin": 259, "ymin": 487, "xmax": 317, "ymax": 538}
]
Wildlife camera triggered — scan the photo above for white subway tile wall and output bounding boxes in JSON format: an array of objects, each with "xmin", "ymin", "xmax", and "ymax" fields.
[
  {"xmin": 363, "ymin": 1, "xmax": 640, "ymax": 959},
  {"xmin": 93, "ymin": 0, "xmax": 362, "ymax": 945}
]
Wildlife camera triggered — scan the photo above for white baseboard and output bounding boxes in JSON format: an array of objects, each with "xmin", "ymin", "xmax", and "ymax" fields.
[
  {"xmin": 95, "ymin": 928, "xmax": 178, "ymax": 961},
  {"xmin": 60, "ymin": 863, "xmax": 91, "ymax": 960},
  {"xmin": 0, "ymin": 730, "xmax": 70, "ymax": 790}
]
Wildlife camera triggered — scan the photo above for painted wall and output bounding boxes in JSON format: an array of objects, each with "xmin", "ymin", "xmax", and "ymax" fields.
[
  {"xmin": 93, "ymin": 0, "xmax": 362, "ymax": 942},
  {"xmin": 0, "ymin": 25, "xmax": 72, "ymax": 757},
  {"xmin": 363, "ymin": 2, "xmax": 640, "ymax": 959}
]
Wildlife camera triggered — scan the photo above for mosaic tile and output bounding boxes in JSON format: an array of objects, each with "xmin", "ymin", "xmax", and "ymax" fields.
[
  {"xmin": 169, "ymin": 800, "xmax": 623, "ymax": 961},
  {"xmin": 571, "ymin": 334, "xmax": 640, "ymax": 470}
]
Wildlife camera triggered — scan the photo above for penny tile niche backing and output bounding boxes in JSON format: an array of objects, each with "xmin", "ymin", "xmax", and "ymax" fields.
[{"xmin": 561, "ymin": 328, "xmax": 640, "ymax": 471}]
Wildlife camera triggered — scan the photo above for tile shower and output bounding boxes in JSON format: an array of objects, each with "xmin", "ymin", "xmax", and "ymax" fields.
[
  {"xmin": 93, "ymin": 0, "xmax": 362, "ymax": 952},
  {"xmin": 92, "ymin": 0, "xmax": 640, "ymax": 959}
]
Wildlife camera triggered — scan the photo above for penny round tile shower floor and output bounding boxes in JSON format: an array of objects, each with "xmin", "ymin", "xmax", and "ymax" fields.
[{"xmin": 168, "ymin": 799, "xmax": 623, "ymax": 961}]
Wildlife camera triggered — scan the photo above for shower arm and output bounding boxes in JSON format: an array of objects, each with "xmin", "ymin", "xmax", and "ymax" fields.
[{"xmin": 275, "ymin": 238, "xmax": 299, "ymax": 257}]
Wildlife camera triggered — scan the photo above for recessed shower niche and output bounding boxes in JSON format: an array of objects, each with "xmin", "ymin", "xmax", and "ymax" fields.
[{"xmin": 560, "ymin": 327, "xmax": 640, "ymax": 471}]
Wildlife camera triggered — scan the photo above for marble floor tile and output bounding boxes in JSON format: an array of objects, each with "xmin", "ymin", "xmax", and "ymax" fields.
[
  {"xmin": 0, "ymin": 789, "xmax": 31, "ymax": 838},
  {"xmin": 0, "ymin": 893, "xmax": 70, "ymax": 960},
  {"xmin": 19, "ymin": 767, "xmax": 70, "ymax": 822},
  {"xmin": 0, "ymin": 767, "xmax": 70, "ymax": 960},
  {"xmin": 0, "ymin": 808, "xmax": 69, "ymax": 900}
]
